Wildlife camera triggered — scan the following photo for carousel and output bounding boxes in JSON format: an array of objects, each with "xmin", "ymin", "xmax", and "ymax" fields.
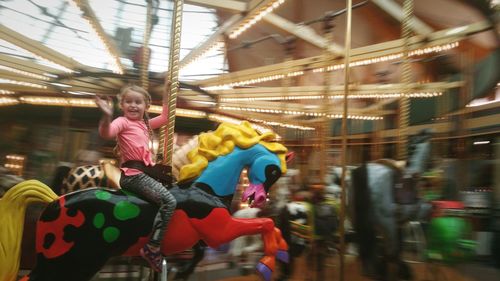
[{"xmin": 0, "ymin": 1, "xmax": 499, "ymax": 281}]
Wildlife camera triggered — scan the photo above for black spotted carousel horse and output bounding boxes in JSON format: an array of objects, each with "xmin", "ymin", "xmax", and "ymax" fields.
[{"xmin": 0, "ymin": 122, "xmax": 292, "ymax": 281}]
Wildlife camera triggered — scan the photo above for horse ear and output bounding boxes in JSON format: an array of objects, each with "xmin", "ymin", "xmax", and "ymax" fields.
[{"xmin": 286, "ymin": 152, "xmax": 295, "ymax": 163}]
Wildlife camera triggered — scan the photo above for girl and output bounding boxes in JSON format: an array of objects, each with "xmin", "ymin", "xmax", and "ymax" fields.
[{"xmin": 95, "ymin": 84, "xmax": 176, "ymax": 272}]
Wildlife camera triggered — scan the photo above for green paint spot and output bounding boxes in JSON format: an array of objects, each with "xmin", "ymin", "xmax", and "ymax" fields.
[
  {"xmin": 103, "ymin": 227, "xmax": 120, "ymax": 243},
  {"xmin": 93, "ymin": 213, "xmax": 105, "ymax": 229},
  {"xmin": 114, "ymin": 201, "xmax": 140, "ymax": 221},
  {"xmin": 95, "ymin": 190, "xmax": 112, "ymax": 200}
]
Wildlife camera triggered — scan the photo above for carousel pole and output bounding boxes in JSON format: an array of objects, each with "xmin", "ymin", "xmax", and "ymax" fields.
[
  {"xmin": 140, "ymin": 0, "xmax": 152, "ymax": 89},
  {"xmin": 319, "ymin": 15, "xmax": 334, "ymax": 187},
  {"xmin": 279, "ymin": 37, "xmax": 295, "ymax": 139},
  {"xmin": 158, "ymin": 0, "xmax": 184, "ymax": 166},
  {"xmin": 397, "ymin": 0, "xmax": 413, "ymax": 161},
  {"xmin": 339, "ymin": 1, "xmax": 352, "ymax": 281}
]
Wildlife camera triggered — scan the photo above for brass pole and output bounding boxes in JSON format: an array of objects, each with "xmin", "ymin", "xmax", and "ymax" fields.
[
  {"xmin": 397, "ymin": 0, "xmax": 413, "ymax": 160},
  {"xmin": 339, "ymin": 1, "xmax": 353, "ymax": 280},
  {"xmin": 280, "ymin": 38, "xmax": 294, "ymax": 139},
  {"xmin": 158, "ymin": 0, "xmax": 184, "ymax": 165},
  {"xmin": 319, "ymin": 18, "xmax": 335, "ymax": 186},
  {"xmin": 140, "ymin": 0, "xmax": 152, "ymax": 89}
]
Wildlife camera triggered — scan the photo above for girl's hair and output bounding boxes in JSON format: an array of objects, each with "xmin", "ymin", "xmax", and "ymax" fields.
[{"xmin": 115, "ymin": 84, "xmax": 156, "ymax": 161}]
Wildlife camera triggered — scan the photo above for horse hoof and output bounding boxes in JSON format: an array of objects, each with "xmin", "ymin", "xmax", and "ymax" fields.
[
  {"xmin": 276, "ymin": 250, "xmax": 289, "ymax": 263},
  {"xmin": 256, "ymin": 262, "xmax": 272, "ymax": 281}
]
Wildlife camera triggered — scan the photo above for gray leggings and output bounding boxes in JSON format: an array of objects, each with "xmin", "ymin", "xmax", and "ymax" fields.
[{"xmin": 120, "ymin": 173, "xmax": 177, "ymax": 247}]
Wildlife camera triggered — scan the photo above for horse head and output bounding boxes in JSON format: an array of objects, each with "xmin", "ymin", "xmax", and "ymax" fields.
[{"xmin": 177, "ymin": 121, "xmax": 288, "ymax": 208}]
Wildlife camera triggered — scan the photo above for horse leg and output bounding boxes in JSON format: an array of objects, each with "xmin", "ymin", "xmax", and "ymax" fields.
[
  {"xmin": 196, "ymin": 209, "xmax": 286, "ymax": 281},
  {"xmin": 173, "ymin": 241, "xmax": 206, "ymax": 281}
]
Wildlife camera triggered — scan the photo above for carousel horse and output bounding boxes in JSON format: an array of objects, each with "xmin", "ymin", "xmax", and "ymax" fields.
[
  {"xmin": 350, "ymin": 129, "xmax": 434, "ymax": 281},
  {"xmin": 0, "ymin": 122, "xmax": 292, "ymax": 281}
]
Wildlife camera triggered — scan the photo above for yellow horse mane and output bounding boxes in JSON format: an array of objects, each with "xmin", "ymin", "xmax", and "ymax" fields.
[{"xmin": 178, "ymin": 121, "xmax": 288, "ymax": 182}]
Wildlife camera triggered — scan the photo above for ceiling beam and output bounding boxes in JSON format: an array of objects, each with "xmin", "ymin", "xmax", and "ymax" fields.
[
  {"xmin": 371, "ymin": 0, "xmax": 434, "ymax": 35},
  {"xmin": 0, "ymin": 24, "xmax": 83, "ymax": 71},
  {"xmin": 263, "ymin": 13, "xmax": 344, "ymax": 56},
  {"xmin": 185, "ymin": 0, "xmax": 245, "ymax": 12},
  {"xmin": 192, "ymin": 20, "xmax": 490, "ymax": 87},
  {"xmin": 0, "ymin": 53, "xmax": 63, "ymax": 75}
]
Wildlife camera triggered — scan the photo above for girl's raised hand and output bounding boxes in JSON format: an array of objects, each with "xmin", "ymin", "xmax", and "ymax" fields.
[{"xmin": 95, "ymin": 95, "xmax": 113, "ymax": 117}]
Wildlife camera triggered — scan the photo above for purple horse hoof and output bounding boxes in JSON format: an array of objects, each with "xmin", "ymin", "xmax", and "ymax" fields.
[
  {"xmin": 277, "ymin": 250, "xmax": 289, "ymax": 263},
  {"xmin": 256, "ymin": 262, "xmax": 272, "ymax": 281}
]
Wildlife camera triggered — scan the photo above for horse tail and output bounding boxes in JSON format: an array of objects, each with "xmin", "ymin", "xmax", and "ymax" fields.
[
  {"xmin": 351, "ymin": 164, "xmax": 376, "ymax": 265},
  {"xmin": 0, "ymin": 180, "xmax": 58, "ymax": 281}
]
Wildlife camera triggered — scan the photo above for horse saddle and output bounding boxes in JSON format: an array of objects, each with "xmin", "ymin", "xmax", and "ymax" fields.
[{"xmin": 101, "ymin": 160, "xmax": 122, "ymax": 189}]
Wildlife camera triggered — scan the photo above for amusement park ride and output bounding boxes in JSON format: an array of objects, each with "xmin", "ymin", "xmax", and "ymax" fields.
[{"xmin": 0, "ymin": 0, "xmax": 499, "ymax": 281}]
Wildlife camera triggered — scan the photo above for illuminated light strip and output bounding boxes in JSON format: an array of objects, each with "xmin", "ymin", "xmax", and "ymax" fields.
[
  {"xmin": 0, "ymin": 65, "xmax": 50, "ymax": 80},
  {"xmin": 0, "ymin": 89, "xmax": 15, "ymax": 95},
  {"xmin": 149, "ymin": 105, "xmax": 207, "ymax": 118},
  {"xmin": 181, "ymin": 41, "xmax": 225, "ymax": 70},
  {"xmin": 220, "ymin": 105, "xmax": 383, "ymax": 120},
  {"xmin": 6, "ymin": 154, "xmax": 25, "ymax": 160},
  {"xmin": 203, "ymin": 71, "xmax": 304, "ymax": 91},
  {"xmin": 19, "ymin": 96, "xmax": 97, "ymax": 107},
  {"xmin": 220, "ymin": 91, "xmax": 443, "ymax": 102},
  {"xmin": 248, "ymin": 118, "xmax": 315, "ymax": 131},
  {"xmin": 313, "ymin": 42, "xmax": 460, "ymax": 73},
  {"xmin": 0, "ymin": 79, "xmax": 47, "ymax": 89},
  {"xmin": 205, "ymin": 41, "xmax": 459, "ymax": 89},
  {"xmin": 70, "ymin": 0, "xmax": 124, "ymax": 74},
  {"xmin": 0, "ymin": 97, "xmax": 19, "ymax": 106},
  {"xmin": 4, "ymin": 164, "xmax": 23, "ymax": 169},
  {"xmin": 229, "ymin": 0, "xmax": 287, "ymax": 39}
]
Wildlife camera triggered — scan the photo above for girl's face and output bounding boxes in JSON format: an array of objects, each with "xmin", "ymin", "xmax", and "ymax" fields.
[{"xmin": 120, "ymin": 90, "xmax": 149, "ymax": 121}]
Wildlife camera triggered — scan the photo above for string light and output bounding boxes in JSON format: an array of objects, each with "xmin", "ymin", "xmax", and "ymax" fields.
[
  {"xmin": 229, "ymin": 0, "xmax": 287, "ymax": 39},
  {"xmin": 0, "ymin": 89, "xmax": 15, "ymax": 95},
  {"xmin": 203, "ymin": 71, "xmax": 304, "ymax": 91},
  {"xmin": 0, "ymin": 97, "xmax": 19, "ymax": 106},
  {"xmin": 0, "ymin": 79, "xmax": 47, "ymax": 89},
  {"xmin": 220, "ymin": 105, "xmax": 383, "ymax": 120},
  {"xmin": 149, "ymin": 105, "xmax": 207, "ymax": 118},
  {"xmin": 19, "ymin": 96, "xmax": 96, "ymax": 107},
  {"xmin": 248, "ymin": 118, "xmax": 315, "ymax": 130},
  {"xmin": 0, "ymin": 65, "xmax": 50, "ymax": 80},
  {"xmin": 204, "ymin": 41, "xmax": 459, "ymax": 89},
  {"xmin": 221, "ymin": 91, "xmax": 443, "ymax": 102}
]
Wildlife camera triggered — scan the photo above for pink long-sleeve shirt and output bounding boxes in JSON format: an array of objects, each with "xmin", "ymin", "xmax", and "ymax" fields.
[{"xmin": 99, "ymin": 103, "xmax": 168, "ymax": 176}]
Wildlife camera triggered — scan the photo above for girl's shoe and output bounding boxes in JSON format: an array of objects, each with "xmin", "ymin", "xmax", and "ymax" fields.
[{"xmin": 140, "ymin": 244, "xmax": 163, "ymax": 272}]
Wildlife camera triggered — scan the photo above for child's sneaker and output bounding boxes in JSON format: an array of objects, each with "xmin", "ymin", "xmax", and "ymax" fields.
[{"xmin": 140, "ymin": 244, "xmax": 163, "ymax": 272}]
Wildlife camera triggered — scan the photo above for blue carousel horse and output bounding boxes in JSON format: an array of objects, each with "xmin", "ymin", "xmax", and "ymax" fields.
[
  {"xmin": 350, "ymin": 129, "xmax": 434, "ymax": 280},
  {"xmin": 0, "ymin": 122, "xmax": 292, "ymax": 281}
]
